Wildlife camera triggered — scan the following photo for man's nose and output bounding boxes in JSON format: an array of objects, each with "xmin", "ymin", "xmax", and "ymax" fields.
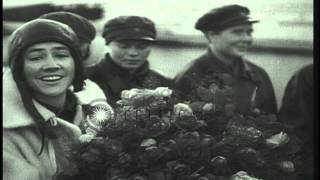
[{"xmin": 127, "ymin": 47, "xmax": 139, "ymax": 56}]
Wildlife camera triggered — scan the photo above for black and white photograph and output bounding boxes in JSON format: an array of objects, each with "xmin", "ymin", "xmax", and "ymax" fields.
[{"xmin": 3, "ymin": 0, "xmax": 315, "ymax": 179}]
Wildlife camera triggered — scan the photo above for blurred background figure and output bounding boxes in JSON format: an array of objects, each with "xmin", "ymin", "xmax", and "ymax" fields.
[{"xmin": 279, "ymin": 64, "xmax": 314, "ymax": 180}]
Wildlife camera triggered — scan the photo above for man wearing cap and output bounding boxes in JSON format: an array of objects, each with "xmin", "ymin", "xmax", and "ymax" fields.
[
  {"xmin": 39, "ymin": 11, "xmax": 107, "ymax": 104},
  {"xmin": 88, "ymin": 16, "xmax": 172, "ymax": 106},
  {"xmin": 175, "ymin": 5, "xmax": 277, "ymax": 115}
]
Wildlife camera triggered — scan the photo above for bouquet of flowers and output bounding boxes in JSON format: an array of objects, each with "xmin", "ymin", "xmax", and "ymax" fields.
[{"xmin": 64, "ymin": 85, "xmax": 301, "ymax": 180}]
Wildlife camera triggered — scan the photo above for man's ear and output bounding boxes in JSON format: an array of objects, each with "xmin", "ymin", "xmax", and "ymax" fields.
[{"xmin": 205, "ymin": 31, "xmax": 217, "ymax": 43}]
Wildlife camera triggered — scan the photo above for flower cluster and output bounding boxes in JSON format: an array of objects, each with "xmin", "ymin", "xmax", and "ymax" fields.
[{"xmin": 66, "ymin": 85, "xmax": 301, "ymax": 180}]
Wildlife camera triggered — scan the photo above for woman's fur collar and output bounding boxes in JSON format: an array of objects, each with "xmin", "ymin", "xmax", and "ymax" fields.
[{"xmin": 3, "ymin": 70, "xmax": 80, "ymax": 129}]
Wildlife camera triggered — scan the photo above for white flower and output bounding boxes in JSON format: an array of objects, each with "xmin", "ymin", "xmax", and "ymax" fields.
[
  {"xmin": 202, "ymin": 103, "xmax": 215, "ymax": 112},
  {"xmin": 121, "ymin": 88, "xmax": 143, "ymax": 99},
  {"xmin": 265, "ymin": 131, "xmax": 290, "ymax": 148},
  {"xmin": 231, "ymin": 171, "xmax": 261, "ymax": 180},
  {"xmin": 79, "ymin": 133, "xmax": 95, "ymax": 143},
  {"xmin": 140, "ymin": 138, "xmax": 157, "ymax": 147},
  {"xmin": 279, "ymin": 161, "xmax": 295, "ymax": 172},
  {"xmin": 153, "ymin": 87, "xmax": 172, "ymax": 97},
  {"xmin": 174, "ymin": 103, "xmax": 193, "ymax": 117}
]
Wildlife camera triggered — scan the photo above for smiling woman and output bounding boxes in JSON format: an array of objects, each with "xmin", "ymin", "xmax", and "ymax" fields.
[
  {"xmin": 23, "ymin": 42, "xmax": 76, "ymax": 108},
  {"xmin": 2, "ymin": 19, "xmax": 100, "ymax": 180}
]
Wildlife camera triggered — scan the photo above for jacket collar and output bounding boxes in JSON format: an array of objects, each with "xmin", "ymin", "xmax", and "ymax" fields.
[
  {"xmin": 99, "ymin": 54, "xmax": 150, "ymax": 93},
  {"xmin": 202, "ymin": 48, "xmax": 259, "ymax": 83}
]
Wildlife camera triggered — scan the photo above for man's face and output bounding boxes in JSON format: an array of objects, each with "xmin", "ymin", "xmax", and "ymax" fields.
[
  {"xmin": 208, "ymin": 23, "xmax": 253, "ymax": 58},
  {"xmin": 23, "ymin": 42, "xmax": 75, "ymax": 99},
  {"xmin": 108, "ymin": 40, "xmax": 152, "ymax": 70}
]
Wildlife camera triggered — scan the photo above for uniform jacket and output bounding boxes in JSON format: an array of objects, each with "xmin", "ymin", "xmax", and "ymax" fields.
[
  {"xmin": 88, "ymin": 53, "xmax": 173, "ymax": 106},
  {"xmin": 3, "ymin": 70, "xmax": 94, "ymax": 180},
  {"xmin": 174, "ymin": 49, "xmax": 277, "ymax": 115}
]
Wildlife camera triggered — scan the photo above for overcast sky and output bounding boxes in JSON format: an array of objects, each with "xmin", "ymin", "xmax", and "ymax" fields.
[{"xmin": 3, "ymin": 0, "xmax": 313, "ymax": 40}]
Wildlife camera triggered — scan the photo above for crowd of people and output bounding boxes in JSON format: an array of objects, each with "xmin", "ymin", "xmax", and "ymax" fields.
[{"xmin": 3, "ymin": 4, "xmax": 314, "ymax": 180}]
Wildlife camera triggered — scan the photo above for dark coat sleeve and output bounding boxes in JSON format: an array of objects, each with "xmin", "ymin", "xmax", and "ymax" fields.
[
  {"xmin": 279, "ymin": 64, "xmax": 314, "ymax": 179},
  {"xmin": 279, "ymin": 64, "xmax": 314, "ymax": 142}
]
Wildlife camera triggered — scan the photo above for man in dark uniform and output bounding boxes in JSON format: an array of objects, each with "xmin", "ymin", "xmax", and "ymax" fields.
[
  {"xmin": 279, "ymin": 64, "xmax": 314, "ymax": 179},
  {"xmin": 88, "ymin": 16, "xmax": 172, "ymax": 106},
  {"xmin": 174, "ymin": 4, "xmax": 277, "ymax": 115}
]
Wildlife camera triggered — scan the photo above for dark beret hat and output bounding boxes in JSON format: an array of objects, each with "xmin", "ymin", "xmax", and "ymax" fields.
[
  {"xmin": 39, "ymin": 11, "xmax": 96, "ymax": 43},
  {"xmin": 195, "ymin": 4, "xmax": 259, "ymax": 31},
  {"xmin": 102, "ymin": 16, "xmax": 156, "ymax": 44}
]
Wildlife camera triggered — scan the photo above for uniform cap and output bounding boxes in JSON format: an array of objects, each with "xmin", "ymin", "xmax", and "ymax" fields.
[
  {"xmin": 40, "ymin": 11, "xmax": 96, "ymax": 43},
  {"xmin": 195, "ymin": 4, "xmax": 259, "ymax": 32},
  {"xmin": 102, "ymin": 16, "xmax": 156, "ymax": 44}
]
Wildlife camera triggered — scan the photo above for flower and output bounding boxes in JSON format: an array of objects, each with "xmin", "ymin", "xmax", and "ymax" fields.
[
  {"xmin": 175, "ymin": 132, "xmax": 211, "ymax": 164},
  {"xmin": 230, "ymin": 171, "xmax": 261, "ymax": 180},
  {"xmin": 210, "ymin": 156, "xmax": 229, "ymax": 176},
  {"xmin": 139, "ymin": 145, "xmax": 167, "ymax": 167},
  {"xmin": 196, "ymin": 86, "xmax": 214, "ymax": 102},
  {"xmin": 265, "ymin": 131, "xmax": 290, "ymax": 149},
  {"xmin": 140, "ymin": 138, "xmax": 157, "ymax": 149},
  {"xmin": 279, "ymin": 161, "xmax": 295, "ymax": 172},
  {"xmin": 79, "ymin": 133, "xmax": 96, "ymax": 143},
  {"xmin": 69, "ymin": 87, "xmax": 300, "ymax": 180},
  {"xmin": 202, "ymin": 103, "xmax": 215, "ymax": 112},
  {"xmin": 225, "ymin": 117, "xmax": 263, "ymax": 144},
  {"xmin": 210, "ymin": 156, "xmax": 228, "ymax": 167},
  {"xmin": 167, "ymin": 161, "xmax": 191, "ymax": 177},
  {"xmin": 129, "ymin": 175, "xmax": 147, "ymax": 180},
  {"xmin": 116, "ymin": 152, "xmax": 132, "ymax": 168},
  {"xmin": 174, "ymin": 115, "xmax": 207, "ymax": 131},
  {"xmin": 121, "ymin": 88, "xmax": 144, "ymax": 100},
  {"xmin": 109, "ymin": 175, "xmax": 127, "ymax": 180},
  {"xmin": 145, "ymin": 115, "xmax": 171, "ymax": 135},
  {"xmin": 174, "ymin": 103, "xmax": 193, "ymax": 117},
  {"xmin": 105, "ymin": 168, "xmax": 127, "ymax": 180},
  {"xmin": 208, "ymin": 83, "xmax": 219, "ymax": 94},
  {"xmin": 234, "ymin": 147, "xmax": 265, "ymax": 168},
  {"xmin": 195, "ymin": 174, "xmax": 217, "ymax": 180},
  {"xmin": 153, "ymin": 87, "xmax": 173, "ymax": 97}
]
